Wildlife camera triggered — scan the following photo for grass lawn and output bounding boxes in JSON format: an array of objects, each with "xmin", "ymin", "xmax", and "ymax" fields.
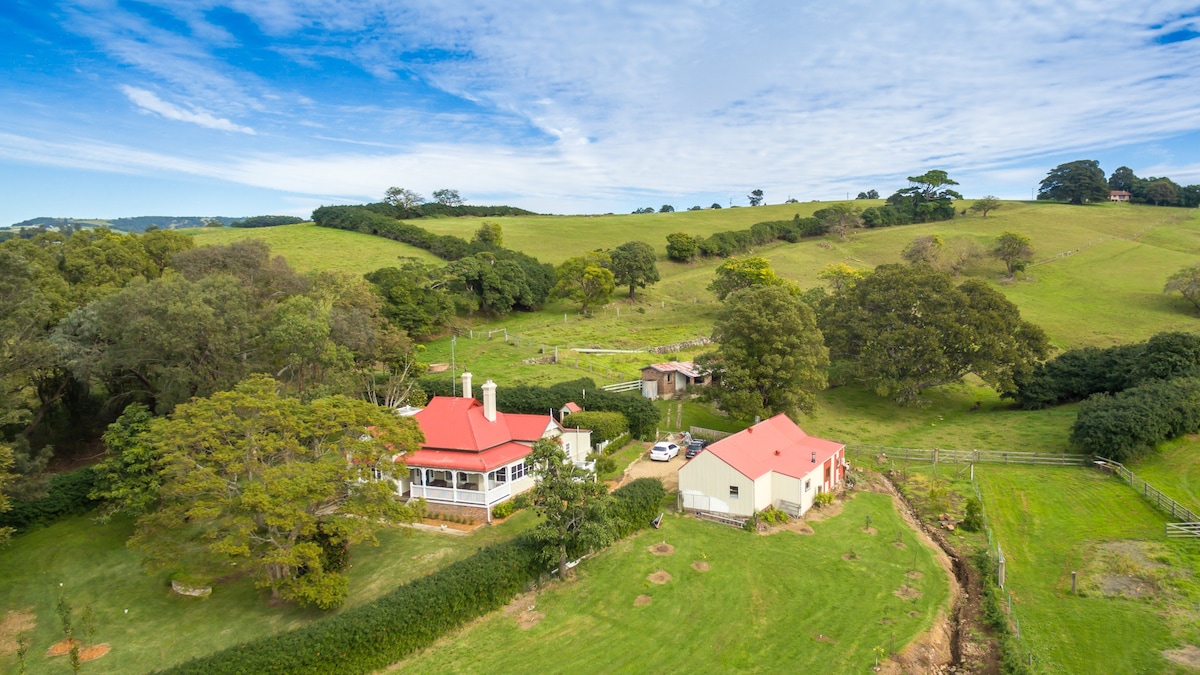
[
  {"xmin": 0, "ymin": 511, "xmax": 536, "ymax": 675},
  {"xmin": 182, "ymin": 223, "xmax": 441, "ymax": 273},
  {"xmin": 1132, "ymin": 436, "xmax": 1200, "ymax": 511},
  {"xmin": 974, "ymin": 466, "xmax": 1200, "ymax": 673},
  {"xmin": 397, "ymin": 492, "xmax": 949, "ymax": 674}
]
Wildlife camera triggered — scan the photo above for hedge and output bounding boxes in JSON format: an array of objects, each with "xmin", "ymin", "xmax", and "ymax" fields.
[
  {"xmin": 0, "ymin": 466, "xmax": 100, "ymax": 533},
  {"xmin": 159, "ymin": 478, "xmax": 665, "ymax": 675},
  {"xmin": 563, "ymin": 411, "xmax": 628, "ymax": 443},
  {"xmin": 230, "ymin": 215, "xmax": 305, "ymax": 228},
  {"xmin": 1070, "ymin": 377, "xmax": 1200, "ymax": 462}
]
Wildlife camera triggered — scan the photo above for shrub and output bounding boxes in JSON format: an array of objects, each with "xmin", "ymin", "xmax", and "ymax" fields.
[
  {"xmin": 491, "ymin": 500, "xmax": 519, "ymax": 519},
  {"xmin": 563, "ymin": 411, "xmax": 628, "ymax": 443},
  {"xmin": 0, "ymin": 467, "xmax": 100, "ymax": 533},
  {"xmin": 960, "ymin": 497, "xmax": 984, "ymax": 532},
  {"xmin": 1070, "ymin": 377, "xmax": 1200, "ymax": 461},
  {"xmin": 813, "ymin": 492, "xmax": 835, "ymax": 508}
]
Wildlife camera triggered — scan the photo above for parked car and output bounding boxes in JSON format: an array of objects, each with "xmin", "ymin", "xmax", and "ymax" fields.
[
  {"xmin": 685, "ymin": 439, "xmax": 706, "ymax": 459},
  {"xmin": 649, "ymin": 442, "xmax": 680, "ymax": 462}
]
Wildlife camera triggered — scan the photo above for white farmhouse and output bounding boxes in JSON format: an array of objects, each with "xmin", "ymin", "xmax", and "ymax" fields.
[{"xmin": 678, "ymin": 414, "xmax": 846, "ymax": 518}]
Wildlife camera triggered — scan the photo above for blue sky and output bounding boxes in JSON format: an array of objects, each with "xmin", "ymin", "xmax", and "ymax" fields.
[{"xmin": 4, "ymin": 1, "xmax": 1200, "ymax": 224}]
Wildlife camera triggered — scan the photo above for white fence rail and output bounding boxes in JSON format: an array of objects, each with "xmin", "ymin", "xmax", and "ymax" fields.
[
  {"xmin": 846, "ymin": 445, "xmax": 1091, "ymax": 466},
  {"xmin": 601, "ymin": 380, "xmax": 643, "ymax": 393},
  {"xmin": 1167, "ymin": 522, "xmax": 1200, "ymax": 538}
]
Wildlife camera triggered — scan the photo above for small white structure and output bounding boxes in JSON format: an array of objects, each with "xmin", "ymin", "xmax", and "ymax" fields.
[{"xmin": 678, "ymin": 414, "xmax": 846, "ymax": 518}]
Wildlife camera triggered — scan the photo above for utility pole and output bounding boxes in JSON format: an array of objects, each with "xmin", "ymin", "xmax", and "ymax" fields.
[{"xmin": 451, "ymin": 335, "xmax": 456, "ymax": 397}]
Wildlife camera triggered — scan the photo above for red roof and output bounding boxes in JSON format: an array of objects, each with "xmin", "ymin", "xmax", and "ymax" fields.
[
  {"xmin": 406, "ymin": 442, "xmax": 532, "ymax": 472},
  {"xmin": 413, "ymin": 397, "xmax": 556, "ymax": 452},
  {"xmin": 702, "ymin": 414, "xmax": 843, "ymax": 480},
  {"xmin": 643, "ymin": 361, "xmax": 703, "ymax": 378},
  {"xmin": 562, "ymin": 402, "xmax": 582, "ymax": 413}
]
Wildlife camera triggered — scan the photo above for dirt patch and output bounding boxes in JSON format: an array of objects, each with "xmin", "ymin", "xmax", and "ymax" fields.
[
  {"xmin": 46, "ymin": 638, "xmax": 81, "ymax": 657},
  {"xmin": 420, "ymin": 518, "xmax": 482, "ymax": 533},
  {"xmin": 861, "ymin": 526, "xmax": 878, "ymax": 535},
  {"xmin": 842, "ymin": 552, "xmax": 861, "ymax": 561},
  {"xmin": 0, "ymin": 608, "xmax": 36, "ymax": 657},
  {"xmin": 891, "ymin": 540, "xmax": 907, "ymax": 549},
  {"xmin": 769, "ymin": 519, "xmax": 814, "ymax": 535},
  {"xmin": 804, "ymin": 500, "xmax": 845, "ymax": 521},
  {"xmin": 614, "ymin": 447, "xmax": 676, "ymax": 491},
  {"xmin": 1098, "ymin": 575, "xmax": 1157, "ymax": 599},
  {"xmin": 634, "ymin": 595, "xmax": 652, "ymax": 606},
  {"xmin": 1083, "ymin": 540, "xmax": 1181, "ymax": 600},
  {"xmin": 691, "ymin": 560, "xmax": 711, "ymax": 572},
  {"xmin": 893, "ymin": 584, "xmax": 923, "ymax": 601},
  {"xmin": 906, "ymin": 571, "xmax": 924, "ymax": 580},
  {"xmin": 647, "ymin": 570, "xmax": 672, "ymax": 585},
  {"xmin": 80, "ymin": 644, "xmax": 110, "ymax": 662},
  {"xmin": 516, "ymin": 610, "xmax": 544, "ymax": 630},
  {"xmin": 1164, "ymin": 644, "xmax": 1200, "ymax": 669},
  {"xmin": 503, "ymin": 590, "xmax": 544, "ymax": 629},
  {"xmin": 647, "ymin": 542, "xmax": 675, "ymax": 556},
  {"xmin": 814, "ymin": 633, "xmax": 837, "ymax": 643}
]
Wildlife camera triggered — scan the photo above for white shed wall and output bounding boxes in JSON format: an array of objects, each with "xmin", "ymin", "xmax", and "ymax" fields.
[{"xmin": 678, "ymin": 452, "xmax": 756, "ymax": 517}]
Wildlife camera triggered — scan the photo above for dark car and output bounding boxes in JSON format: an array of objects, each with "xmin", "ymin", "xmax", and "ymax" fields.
[{"xmin": 685, "ymin": 439, "xmax": 706, "ymax": 459}]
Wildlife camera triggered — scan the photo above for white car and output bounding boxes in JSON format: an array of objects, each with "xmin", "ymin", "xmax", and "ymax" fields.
[{"xmin": 649, "ymin": 442, "xmax": 680, "ymax": 462}]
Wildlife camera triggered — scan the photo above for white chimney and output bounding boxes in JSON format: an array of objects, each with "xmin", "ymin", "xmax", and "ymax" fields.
[
  {"xmin": 482, "ymin": 380, "xmax": 497, "ymax": 422},
  {"xmin": 462, "ymin": 371, "xmax": 473, "ymax": 399}
]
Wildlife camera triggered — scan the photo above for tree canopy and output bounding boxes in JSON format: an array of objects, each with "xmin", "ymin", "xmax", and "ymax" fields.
[
  {"xmin": 818, "ymin": 264, "xmax": 1047, "ymax": 404},
  {"xmin": 969, "ymin": 196, "xmax": 1002, "ymax": 218},
  {"xmin": 432, "ymin": 188, "xmax": 463, "ymax": 207},
  {"xmin": 699, "ymin": 284, "xmax": 829, "ymax": 420},
  {"xmin": 708, "ymin": 256, "xmax": 785, "ymax": 301},
  {"xmin": 991, "ymin": 231, "xmax": 1035, "ymax": 278},
  {"xmin": 383, "ymin": 187, "xmax": 423, "ymax": 209},
  {"xmin": 1165, "ymin": 263, "xmax": 1200, "ymax": 312},
  {"xmin": 528, "ymin": 438, "xmax": 613, "ymax": 577},
  {"xmin": 609, "ymin": 241, "xmax": 660, "ymax": 299},
  {"xmin": 129, "ymin": 375, "xmax": 422, "ymax": 608},
  {"xmin": 554, "ymin": 252, "xmax": 615, "ymax": 312},
  {"xmin": 748, "ymin": 189, "xmax": 765, "ymax": 206},
  {"xmin": 1038, "ymin": 160, "xmax": 1109, "ymax": 204}
]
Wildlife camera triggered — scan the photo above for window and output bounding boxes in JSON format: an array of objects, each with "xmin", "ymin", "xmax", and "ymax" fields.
[
  {"xmin": 805, "ymin": 479, "xmax": 811, "ymax": 492},
  {"xmin": 457, "ymin": 472, "xmax": 469, "ymax": 485},
  {"xmin": 488, "ymin": 467, "xmax": 508, "ymax": 483},
  {"xmin": 510, "ymin": 462, "xmax": 527, "ymax": 480},
  {"xmin": 729, "ymin": 485, "xmax": 739, "ymax": 499},
  {"xmin": 370, "ymin": 467, "xmax": 390, "ymax": 481},
  {"xmin": 410, "ymin": 468, "xmax": 423, "ymax": 485}
]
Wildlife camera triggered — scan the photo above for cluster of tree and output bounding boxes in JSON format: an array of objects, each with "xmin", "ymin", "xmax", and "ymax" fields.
[
  {"xmin": 900, "ymin": 231, "xmax": 1033, "ymax": 279},
  {"xmin": 861, "ymin": 170, "xmax": 961, "ymax": 227},
  {"xmin": 230, "ymin": 215, "xmax": 306, "ymax": 228},
  {"xmin": 1071, "ymin": 378, "xmax": 1200, "ymax": 462},
  {"xmin": 419, "ymin": 376, "xmax": 660, "ymax": 439},
  {"xmin": 1039, "ymin": 160, "xmax": 1200, "ymax": 206},
  {"xmin": 816, "ymin": 264, "xmax": 1048, "ymax": 404},
  {"xmin": 9, "ymin": 216, "xmax": 241, "ymax": 233},
  {"xmin": 562, "ymin": 411, "xmax": 628, "ymax": 443},
  {"xmin": 374, "ymin": 187, "xmax": 533, "ymax": 219},
  {"xmin": 1008, "ymin": 331, "xmax": 1200, "ymax": 409},
  {"xmin": 551, "ymin": 242, "xmax": 660, "ymax": 311},
  {"xmin": 664, "ymin": 215, "xmax": 825, "ymax": 262},
  {"xmin": 855, "ymin": 190, "xmax": 880, "ymax": 200}
]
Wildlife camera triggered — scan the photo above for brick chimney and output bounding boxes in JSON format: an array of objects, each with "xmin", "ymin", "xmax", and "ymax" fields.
[
  {"xmin": 482, "ymin": 380, "xmax": 497, "ymax": 422},
  {"xmin": 462, "ymin": 371, "xmax": 473, "ymax": 400}
]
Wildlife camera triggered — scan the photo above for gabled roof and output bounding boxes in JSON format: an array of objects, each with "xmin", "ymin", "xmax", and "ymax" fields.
[
  {"xmin": 701, "ymin": 414, "xmax": 843, "ymax": 480},
  {"xmin": 643, "ymin": 361, "xmax": 704, "ymax": 378},
  {"xmin": 411, "ymin": 396, "xmax": 560, "ymax": 453},
  {"xmin": 1111, "ymin": 190, "xmax": 1132, "ymax": 196},
  {"xmin": 406, "ymin": 442, "xmax": 532, "ymax": 472},
  {"xmin": 561, "ymin": 401, "xmax": 583, "ymax": 414}
]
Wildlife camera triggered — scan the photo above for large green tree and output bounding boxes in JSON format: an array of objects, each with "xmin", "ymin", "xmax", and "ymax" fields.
[
  {"xmin": 448, "ymin": 252, "xmax": 534, "ymax": 315},
  {"xmin": 819, "ymin": 264, "xmax": 1047, "ymax": 404},
  {"xmin": 365, "ymin": 261, "xmax": 454, "ymax": 340},
  {"xmin": 129, "ymin": 375, "xmax": 422, "ymax": 608},
  {"xmin": 991, "ymin": 231, "xmax": 1035, "ymax": 278},
  {"xmin": 528, "ymin": 438, "xmax": 613, "ymax": 578},
  {"xmin": 554, "ymin": 252, "xmax": 615, "ymax": 312},
  {"xmin": 1038, "ymin": 160, "xmax": 1109, "ymax": 204},
  {"xmin": 90, "ymin": 403, "xmax": 160, "ymax": 522},
  {"xmin": 699, "ymin": 284, "xmax": 829, "ymax": 420},
  {"xmin": 708, "ymin": 256, "xmax": 784, "ymax": 301},
  {"xmin": 609, "ymin": 241, "xmax": 660, "ymax": 299},
  {"xmin": 969, "ymin": 196, "xmax": 1002, "ymax": 218},
  {"xmin": 885, "ymin": 170, "xmax": 962, "ymax": 223},
  {"xmin": 1165, "ymin": 263, "xmax": 1200, "ymax": 311},
  {"xmin": 1145, "ymin": 179, "xmax": 1179, "ymax": 206}
]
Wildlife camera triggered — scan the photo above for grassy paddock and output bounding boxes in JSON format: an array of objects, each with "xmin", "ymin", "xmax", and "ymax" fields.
[
  {"xmin": 974, "ymin": 466, "xmax": 1200, "ymax": 673},
  {"xmin": 183, "ymin": 223, "xmax": 441, "ymax": 273},
  {"xmin": 397, "ymin": 492, "xmax": 949, "ymax": 674},
  {"xmin": 0, "ymin": 511, "xmax": 535, "ymax": 675}
]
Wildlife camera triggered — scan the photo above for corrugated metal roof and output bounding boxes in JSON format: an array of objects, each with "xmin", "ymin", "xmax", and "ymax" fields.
[{"xmin": 702, "ymin": 414, "xmax": 843, "ymax": 480}]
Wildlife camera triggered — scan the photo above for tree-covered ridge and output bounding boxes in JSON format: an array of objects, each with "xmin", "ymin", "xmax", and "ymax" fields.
[{"xmin": 7, "ymin": 215, "xmax": 243, "ymax": 233}]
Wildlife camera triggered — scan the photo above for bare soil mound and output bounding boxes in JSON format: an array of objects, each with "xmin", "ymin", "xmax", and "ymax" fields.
[
  {"xmin": 648, "ymin": 570, "xmax": 672, "ymax": 584},
  {"xmin": 634, "ymin": 595, "xmax": 652, "ymax": 606},
  {"xmin": 647, "ymin": 542, "xmax": 675, "ymax": 556},
  {"xmin": 861, "ymin": 526, "xmax": 878, "ymax": 535},
  {"xmin": 893, "ymin": 584, "xmax": 923, "ymax": 601},
  {"xmin": 1164, "ymin": 644, "xmax": 1200, "ymax": 670},
  {"xmin": 80, "ymin": 644, "xmax": 111, "ymax": 662},
  {"xmin": 691, "ymin": 560, "xmax": 710, "ymax": 572},
  {"xmin": 906, "ymin": 570, "xmax": 925, "ymax": 579},
  {"xmin": 0, "ymin": 609, "xmax": 36, "ymax": 657}
]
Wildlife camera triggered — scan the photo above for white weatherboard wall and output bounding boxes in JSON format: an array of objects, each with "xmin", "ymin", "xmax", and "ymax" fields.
[{"xmin": 678, "ymin": 451, "xmax": 755, "ymax": 517}]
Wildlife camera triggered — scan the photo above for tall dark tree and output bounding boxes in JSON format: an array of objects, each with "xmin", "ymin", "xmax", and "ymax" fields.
[
  {"xmin": 698, "ymin": 284, "xmax": 829, "ymax": 420},
  {"xmin": 748, "ymin": 189, "xmax": 765, "ymax": 206},
  {"xmin": 1038, "ymin": 160, "xmax": 1109, "ymax": 204},
  {"xmin": 609, "ymin": 241, "xmax": 660, "ymax": 299},
  {"xmin": 1145, "ymin": 179, "xmax": 1179, "ymax": 206},
  {"xmin": 666, "ymin": 232, "xmax": 699, "ymax": 262},
  {"xmin": 432, "ymin": 188, "xmax": 463, "ymax": 207},
  {"xmin": 365, "ymin": 262, "xmax": 454, "ymax": 340},
  {"xmin": 819, "ymin": 264, "xmax": 1047, "ymax": 404},
  {"xmin": 885, "ymin": 170, "xmax": 962, "ymax": 222},
  {"xmin": 1108, "ymin": 166, "xmax": 1140, "ymax": 193}
]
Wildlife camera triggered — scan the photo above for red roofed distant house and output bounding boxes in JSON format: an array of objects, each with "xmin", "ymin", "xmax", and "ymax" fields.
[
  {"xmin": 677, "ymin": 414, "xmax": 846, "ymax": 519},
  {"xmin": 560, "ymin": 401, "xmax": 583, "ymax": 418},
  {"xmin": 640, "ymin": 361, "xmax": 710, "ymax": 399},
  {"xmin": 387, "ymin": 372, "xmax": 591, "ymax": 521},
  {"xmin": 1110, "ymin": 190, "xmax": 1132, "ymax": 202}
]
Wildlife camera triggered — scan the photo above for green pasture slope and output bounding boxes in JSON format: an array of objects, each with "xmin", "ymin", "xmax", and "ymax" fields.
[
  {"xmin": 976, "ymin": 466, "xmax": 1200, "ymax": 674},
  {"xmin": 184, "ymin": 222, "xmax": 440, "ymax": 274},
  {"xmin": 397, "ymin": 493, "xmax": 949, "ymax": 674},
  {"xmin": 0, "ymin": 512, "xmax": 536, "ymax": 675}
]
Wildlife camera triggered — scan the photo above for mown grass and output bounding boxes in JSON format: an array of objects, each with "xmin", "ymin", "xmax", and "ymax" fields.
[
  {"xmin": 974, "ymin": 466, "xmax": 1200, "ymax": 674},
  {"xmin": 397, "ymin": 492, "xmax": 948, "ymax": 674},
  {"xmin": 1132, "ymin": 436, "xmax": 1200, "ymax": 510},
  {"xmin": 0, "ymin": 511, "xmax": 535, "ymax": 675},
  {"xmin": 183, "ymin": 223, "xmax": 441, "ymax": 273}
]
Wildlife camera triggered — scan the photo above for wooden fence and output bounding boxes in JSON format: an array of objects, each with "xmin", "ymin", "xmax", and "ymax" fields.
[
  {"xmin": 846, "ymin": 445, "xmax": 1091, "ymax": 466},
  {"xmin": 1167, "ymin": 522, "xmax": 1200, "ymax": 538},
  {"xmin": 1099, "ymin": 460, "xmax": 1200, "ymax": 524},
  {"xmin": 689, "ymin": 426, "xmax": 733, "ymax": 441},
  {"xmin": 601, "ymin": 380, "xmax": 642, "ymax": 393}
]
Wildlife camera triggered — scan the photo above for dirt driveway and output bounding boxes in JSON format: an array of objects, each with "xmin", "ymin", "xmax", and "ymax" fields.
[{"xmin": 615, "ymin": 448, "xmax": 682, "ymax": 492}]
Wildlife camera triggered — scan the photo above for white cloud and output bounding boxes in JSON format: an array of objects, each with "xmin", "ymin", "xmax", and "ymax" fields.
[{"xmin": 120, "ymin": 86, "xmax": 256, "ymax": 134}]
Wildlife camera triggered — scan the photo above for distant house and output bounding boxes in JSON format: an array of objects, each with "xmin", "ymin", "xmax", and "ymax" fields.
[
  {"xmin": 1110, "ymin": 190, "xmax": 1132, "ymax": 202},
  {"xmin": 678, "ymin": 414, "xmax": 846, "ymax": 519},
  {"xmin": 560, "ymin": 401, "xmax": 583, "ymax": 419},
  {"xmin": 640, "ymin": 361, "xmax": 710, "ymax": 399},
  {"xmin": 388, "ymin": 372, "xmax": 590, "ymax": 520}
]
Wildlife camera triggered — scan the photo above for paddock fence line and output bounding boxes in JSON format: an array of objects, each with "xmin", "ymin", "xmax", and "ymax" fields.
[
  {"xmin": 689, "ymin": 426, "xmax": 733, "ymax": 441},
  {"xmin": 601, "ymin": 380, "xmax": 642, "ymax": 393},
  {"xmin": 845, "ymin": 445, "xmax": 1091, "ymax": 466},
  {"xmin": 1096, "ymin": 459, "xmax": 1200, "ymax": 525},
  {"xmin": 1167, "ymin": 523, "xmax": 1200, "ymax": 538}
]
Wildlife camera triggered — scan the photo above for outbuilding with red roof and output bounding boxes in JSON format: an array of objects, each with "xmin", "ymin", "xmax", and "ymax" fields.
[{"xmin": 678, "ymin": 414, "xmax": 845, "ymax": 518}]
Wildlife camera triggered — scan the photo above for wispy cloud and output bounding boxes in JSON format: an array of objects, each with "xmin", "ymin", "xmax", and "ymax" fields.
[{"xmin": 120, "ymin": 86, "xmax": 256, "ymax": 134}]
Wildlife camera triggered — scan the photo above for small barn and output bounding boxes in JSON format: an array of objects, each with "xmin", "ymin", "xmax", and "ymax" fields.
[
  {"xmin": 678, "ymin": 414, "xmax": 846, "ymax": 518},
  {"xmin": 640, "ymin": 361, "xmax": 710, "ymax": 399},
  {"xmin": 1110, "ymin": 190, "xmax": 1132, "ymax": 202}
]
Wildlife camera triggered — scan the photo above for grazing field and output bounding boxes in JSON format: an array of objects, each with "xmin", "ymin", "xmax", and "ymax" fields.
[
  {"xmin": 974, "ymin": 466, "xmax": 1200, "ymax": 674},
  {"xmin": 183, "ymin": 222, "xmax": 440, "ymax": 273},
  {"xmin": 0, "ymin": 512, "xmax": 535, "ymax": 675},
  {"xmin": 395, "ymin": 492, "xmax": 949, "ymax": 674},
  {"xmin": 1132, "ymin": 436, "xmax": 1200, "ymax": 509}
]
